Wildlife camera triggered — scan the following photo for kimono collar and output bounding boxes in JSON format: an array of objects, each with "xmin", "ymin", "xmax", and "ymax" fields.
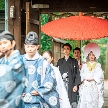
[
  {"xmin": 24, "ymin": 51, "xmax": 40, "ymax": 60},
  {"xmin": 63, "ymin": 56, "xmax": 69, "ymax": 60},
  {"xmin": 86, "ymin": 62, "xmax": 97, "ymax": 72},
  {"xmin": 5, "ymin": 50, "xmax": 20, "ymax": 63}
]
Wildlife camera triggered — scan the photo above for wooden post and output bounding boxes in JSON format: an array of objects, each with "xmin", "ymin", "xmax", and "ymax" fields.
[
  {"xmin": 8, "ymin": 0, "xmax": 21, "ymax": 50},
  {"xmin": 26, "ymin": 2, "xmax": 30, "ymax": 35},
  {"xmin": 8, "ymin": 0, "xmax": 14, "ymax": 34},
  {"xmin": 14, "ymin": 0, "xmax": 21, "ymax": 50},
  {"xmin": 26, "ymin": 2, "xmax": 40, "ymax": 35}
]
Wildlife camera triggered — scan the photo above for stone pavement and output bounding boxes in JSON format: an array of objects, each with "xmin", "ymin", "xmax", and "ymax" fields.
[{"xmin": 103, "ymin": 80, "xmax": 108, "ymax": 108}]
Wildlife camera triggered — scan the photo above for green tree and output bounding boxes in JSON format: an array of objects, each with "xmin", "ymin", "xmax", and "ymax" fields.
[
  {"xmin": 0, "ymin": 0, "xmax": 5, "ymax": 9},
  {"xmin": 40, "ymin": 14, "xmax": 52, "ymax": 54}
]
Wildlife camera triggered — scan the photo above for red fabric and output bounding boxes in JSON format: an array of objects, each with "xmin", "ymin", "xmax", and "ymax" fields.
[{"xmin": 41, "ymin": 16, "xmax": 108, "ymax": 40}]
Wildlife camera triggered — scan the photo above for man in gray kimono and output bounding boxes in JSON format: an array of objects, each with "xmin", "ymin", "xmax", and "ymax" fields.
[{"xmin": 57, "ymin": 43, "xmax": 81, "ymax": 108}]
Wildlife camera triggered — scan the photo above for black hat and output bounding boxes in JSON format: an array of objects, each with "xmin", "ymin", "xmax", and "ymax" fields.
[
  {"xmin": 0, "ymin": 31, "xmax": 14, "ymax": 41},
  {"xmin": 25, "ymin": 31, "xmax": 39, "ymax": 45}
]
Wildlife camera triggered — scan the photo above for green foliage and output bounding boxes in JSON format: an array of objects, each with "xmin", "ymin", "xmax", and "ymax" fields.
[
  {"xmin": 40, "ymin": 14, "xmax": 52, "ymax": 53},
  {"xmin": 0, "ymin": 0, "xmax": 5, "ymax": 9},
  {"xmin": 41, "ymin": 14, "xmax": 49, "ymax": 25},
  {"xmin": 82, "ymin": 40, "xmax": 90, "ymax": 46},
  {"xmin": 40, "ymin": 32, "xmax": 52, "ymax": 54}
]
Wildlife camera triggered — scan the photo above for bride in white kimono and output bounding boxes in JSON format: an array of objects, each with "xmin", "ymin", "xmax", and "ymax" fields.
[{"xmin": 77, "ymin": 42, "xmax": 104, "ymax": 108}]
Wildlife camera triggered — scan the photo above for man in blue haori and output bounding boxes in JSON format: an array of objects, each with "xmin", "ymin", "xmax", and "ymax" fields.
[
  {"xmin": 0, "ymin": 31, "xmax": 25, "ymax": 108},
  {"xmin": 22, "ymin": 31, "xmax": 60, "ymax": 108}
]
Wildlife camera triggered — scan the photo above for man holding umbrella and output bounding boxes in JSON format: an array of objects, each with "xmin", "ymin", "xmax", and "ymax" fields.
[
  {"xmin": 57, "ymin": 43, "xmax": 81, "ymax": 108},
  {"xmin": 73, "ymin": 47, "xmax": 84, "ymax": 70}
]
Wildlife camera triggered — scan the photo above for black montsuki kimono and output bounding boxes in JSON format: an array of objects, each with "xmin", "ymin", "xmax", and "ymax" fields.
[{"xmin": 57, "ymin": 56, "xmax": 81, "ymax": 103}]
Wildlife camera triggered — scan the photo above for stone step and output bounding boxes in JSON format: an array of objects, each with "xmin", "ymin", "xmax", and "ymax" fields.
[
  {"xmin": 104, "ymin": 99, "xmax": 108, "ymax": 106},
  {"xmin": 103, "ymin": 106, "xmax": 108, "ymax": 108}
]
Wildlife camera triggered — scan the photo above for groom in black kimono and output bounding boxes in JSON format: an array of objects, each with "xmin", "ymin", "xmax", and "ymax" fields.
[{"xmin": 57, "ymin": 43, "xmax": 81, "ymax": 108}]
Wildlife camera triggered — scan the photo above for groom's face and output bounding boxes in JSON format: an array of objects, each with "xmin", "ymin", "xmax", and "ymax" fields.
[{"xmin": 63, "ymin": 46, "xmax": 71, "ymax": 56}]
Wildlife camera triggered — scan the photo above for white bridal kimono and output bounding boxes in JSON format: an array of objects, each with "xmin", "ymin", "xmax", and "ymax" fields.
[
  {"xmin": 77, "ymin": 62, "xmax": 104, "ymax": 108},
  {"xmin": 51, "ymin": 64, "xmax": 71, "ymax": 108}
]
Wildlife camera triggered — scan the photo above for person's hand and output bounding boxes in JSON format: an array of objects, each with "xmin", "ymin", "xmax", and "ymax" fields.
[
  {"xmin": 73, "ymin": 85, "xmax": 77, "ymax": 92},
  {"xmin": 31, "ymin": 90, "xmax": 39, "ymax": 96},
  {"xmin": 22, "ymin": 93, "xmax": 25, "ymax": 97}
]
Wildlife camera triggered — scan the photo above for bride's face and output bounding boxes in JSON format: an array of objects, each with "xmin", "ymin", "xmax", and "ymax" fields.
[
  {"xmin": 43, "ymin": 52, "xmax": 53, "ymax": 64},
  {"xmin": 88, "ymin": 51, "xmax": 96, "ymax": 61}
]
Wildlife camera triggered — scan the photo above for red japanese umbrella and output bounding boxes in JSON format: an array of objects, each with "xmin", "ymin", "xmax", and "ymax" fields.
[{"xmin": 41, "ymin": 13, "xmax": 108, "ymax": 40}]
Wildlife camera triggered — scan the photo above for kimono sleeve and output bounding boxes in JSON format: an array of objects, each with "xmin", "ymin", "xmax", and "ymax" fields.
[
  {"xmin": 93, "ymin": 63, "xmax": 104, "ymax": 84},
  {"xmin": 80, "ymin": 64, "xmax": 86, "ymax": 82},
  {"xmin": 93, "ymin": 63, "xmax": 104, "ymax": 107},
  {"xmin": 0, "ymin": 64, "xmax": 25, "ymax": 107},
  {"xmin": 54, "ymin": 67, "xmax": 71, "ymax": 108},
  {"xmin": 0, "ymin": 57, "xmax": 5, "ymax": 64},
  {"xmin": 37, "ymin": 64, "xmax": 60, "ymax": 108}
]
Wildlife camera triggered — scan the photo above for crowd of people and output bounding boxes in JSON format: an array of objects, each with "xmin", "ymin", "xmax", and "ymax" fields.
[{"xmin": 0, "ymin": 31, "xmax": 104, "ymax": 108}]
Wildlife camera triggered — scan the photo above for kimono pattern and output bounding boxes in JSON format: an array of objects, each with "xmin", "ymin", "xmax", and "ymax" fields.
[
  {"xmin": 23, "ymin": 52, "xmax": 60, "ymax": 108},
  {"xmin": 50, "ymin": 64, "xmax": 71, "ymax": 108},
  {"xmin": 77, "ymin": 62, "xmax": 104, "ymax": 108},
  {"xmin": 0, "ymin": 50, "xmax": 25, "ymax": 108}
]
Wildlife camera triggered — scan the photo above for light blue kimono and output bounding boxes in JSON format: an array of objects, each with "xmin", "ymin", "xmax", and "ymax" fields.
[
  {"xmin": 22, "ymin": 52, "xmax": 60, "ymax": 108},
  {"xmin": 0, "ymin": 50, "xmax": 25, "ymax": 108}
]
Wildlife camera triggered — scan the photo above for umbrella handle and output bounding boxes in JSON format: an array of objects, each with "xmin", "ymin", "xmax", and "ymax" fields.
[{"xmin": 80, "ymin": 58, "xmax": 82, "ymax": 65}]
